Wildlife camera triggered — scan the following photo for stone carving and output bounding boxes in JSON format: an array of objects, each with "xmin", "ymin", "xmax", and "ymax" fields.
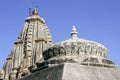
[
  {"xmin": 102, "ymin": 49, "xmax": 107, "ymax": 58},
  {"xmin": 91, "ymin": 45, "xmax": 97, "ymax": 56},
  {"xmin": 2, "ymin": 9, "xmax": 111, "ymax": 80},
  {"xmin": 0, "ymin": 69, "xmax": 4, "ymax": 80},
  {"xmin": 78, "ymin": 43, "xmax": 85, "ymax": 55},
  {"xmin": 43, "ymin": 38, "xmax": 107, "ymax": 60},
  {"xmin": 97, "ymin": 47, "xmax": 102, "ymax": 56},
  {"xmin": 65, "ymin": 44, "xmax": 71, "ymax": 56},
  {"xmin": 3, "ymin": 8, "xmax": 52, "ymax": 80},
  {"xmin": 85, "ymin": 43, "xmax": 92, "ymax": 55},
  {"xmin": 3, "ymin": 54, "xmax": 13, "ymax": 79},
  {"xmin": 53, "ymin": 46, "xmax": 60, "ymax": 56},
  {"xmin": 43, "ymin": 50, "xmax": 48, "ymax": 60},
  {"xmin": 83, "ymin": 57, "xmax": 99, "ymax": 63},
  {"xmin": 59, "ymin": 46, "xmax": 65, "ymax": 55},
  {"xmin": 48, "ymin": 48, "xmax": 54, "ymax": 58},
  {"xmin": 71, "ymin": 42, "xmax": 78, "ymax": 55}
]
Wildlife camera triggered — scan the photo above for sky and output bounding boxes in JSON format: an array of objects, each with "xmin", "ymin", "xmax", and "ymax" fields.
[{"xmin": 0, "ymin": 0, "xmax": 120, "ymax": 69}]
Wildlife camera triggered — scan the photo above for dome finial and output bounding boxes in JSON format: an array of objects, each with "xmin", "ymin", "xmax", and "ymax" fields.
[
  {"xmin": 71, "ymin": 25, "xmax": 78, "ymax": 39},
  {"xmin": 32, "ymin": 6, "xmax": 38, "ymax": 15}
]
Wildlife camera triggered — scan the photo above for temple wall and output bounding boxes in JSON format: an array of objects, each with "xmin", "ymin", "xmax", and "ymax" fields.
[
  {"xmin": 17, "ymin": 63, "xmax": 120, "ymax": 80},
  {"xmin": 18, "ymin": 64, "xmax": 64, "ymax": 80}
]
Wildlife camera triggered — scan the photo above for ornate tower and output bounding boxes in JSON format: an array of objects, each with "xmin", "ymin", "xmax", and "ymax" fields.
[{"xmin": 3, "ymin": 8, "xmax": 52, "ymax": 80}]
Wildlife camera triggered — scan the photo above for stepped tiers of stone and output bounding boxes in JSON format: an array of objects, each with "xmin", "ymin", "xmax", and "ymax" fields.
[
  {"xmin": 1, "ymin": 9, "xmax": 120, "ymax": 80},
  {"xmin": 2, "ymin": 8, "xmax": 52, "ymax": 80}
]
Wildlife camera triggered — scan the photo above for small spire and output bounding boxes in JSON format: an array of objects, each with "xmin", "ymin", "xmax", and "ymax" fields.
[
  {"xmin": 29, "ymin": 8, "xmax": 32, "ymax": 16},
  {"xmin": 71, "ymin": 25, "xmax": 78, "ymax": 39},
  {"xmin": 32, "ymin": 6, "xmax": 38, "ymax": 15}
]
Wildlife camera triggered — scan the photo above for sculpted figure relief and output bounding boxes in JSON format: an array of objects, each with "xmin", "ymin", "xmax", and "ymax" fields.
[
  {"xmin": 78, "ymin": 43, "xmax": 85, "ymax": 55},
  {"xmin": 53, "ymin": 46, "xmax": 59, "ymax": 56},
  {"xmin": 85, "ymin": 43, "xmax": 92, "ymax": 55},
  {"xmin": 71, "ymin": 42, "xmax": 78, "ymax": 55},
  {"xmin": 48, "ymin": 48, "xmax": 54, "ymax": 58},
  {"xmin": 91, "ymin": 45, "xmax": 97, "ymax": 56},
  {"xmin": 97, "ymin": 47, "xmax": 102, "ymax": 56},
  {"xmin": 102, "ymin": 49, "xmax": 107, "ymax": 58},
  {"xmin": 65, "ymin": 42, "xmax": 71, "ymax": 55},
  {"xmin": 59, "ymin": 46, "xmax": 65, "ymax": 55}
]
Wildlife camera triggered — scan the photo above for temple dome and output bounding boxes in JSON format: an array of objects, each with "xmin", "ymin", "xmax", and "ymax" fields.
[
  {"xmin": 43, "ymin": 26, "xmax": 107, "ymax": 60},
  {"xmin": 43, "ymin": 26, "xmax": 115, "ymax": 68}
]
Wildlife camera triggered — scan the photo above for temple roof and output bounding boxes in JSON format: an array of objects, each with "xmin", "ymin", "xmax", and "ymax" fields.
[
  {"xmin": 43, "ymin": 25, "xmax": 108, "ymax": 60},
  {"xmin": 3, "ymin": 8, "xmax": 52, "ymax": 80}
]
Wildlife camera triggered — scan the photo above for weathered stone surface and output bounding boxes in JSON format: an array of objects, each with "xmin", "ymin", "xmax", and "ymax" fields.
[
  {"xmin": 17, "ymin": 63, "xmax": 120, "ymax": 80},
  {"xmin": 0, "ymin": 69, "xmax": 4, "ymax": 80},
  {"xmin": 3, "ymin": 8, "xmax": 52, "ymax": 80},
  {"xmin": 18, "ymin": 64, "xmax": 64, "ymax": 80},
  {"xmin": 43, "ymin": 26, "xmax": 108, "ymax": 62},
  {"xmin": 2, "ymin": 8, "xmax": 120, "ymax": 80},
  {"xmin": 62, "ymin": 63, "xmax": 120, "ymax": 80}
]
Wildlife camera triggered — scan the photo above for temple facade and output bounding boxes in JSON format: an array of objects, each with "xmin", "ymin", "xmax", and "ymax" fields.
[{"xmin": 1, "ymin": 9, "xmax": 120, "ymax": 80}]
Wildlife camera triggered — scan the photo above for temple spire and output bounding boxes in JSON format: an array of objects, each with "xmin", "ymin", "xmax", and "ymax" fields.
[
  {"xmin": 32, "ymin": 7, "xmax": 38, "ymax": 15},
  {"xmin": 71, "ymin": 25, "xmax": 78, "ymax": 39},
  {"xmin": 29, "ymin": 8, "xmax": 32, "ymax": 16}
]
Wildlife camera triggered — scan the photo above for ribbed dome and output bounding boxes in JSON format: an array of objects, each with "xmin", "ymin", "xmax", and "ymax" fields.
[
  {"xmin": 43, "ymin": 26, "xmax": 107, "ymax": 60},
  {"xmin": 43, "ymin": 38, "xmax": 108, "ymax": 59},
  {"xmin": 43, "ymin": 26, "xmax": 115, "ymax": 68}
]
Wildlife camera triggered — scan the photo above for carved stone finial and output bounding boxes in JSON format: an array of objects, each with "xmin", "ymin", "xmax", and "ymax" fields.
[
  {"xmin": 32, "ymin": 8, "xmax": 38, "ymax": 15},
  {"xmin": 71, "ymin": 25, "xmax": 78, "ymax": 39}
]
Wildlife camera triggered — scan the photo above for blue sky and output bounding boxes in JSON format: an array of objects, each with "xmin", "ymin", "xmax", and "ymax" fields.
[{"xmin": 0, "ymin": 0, "xmax": 120, "ymax": 68}]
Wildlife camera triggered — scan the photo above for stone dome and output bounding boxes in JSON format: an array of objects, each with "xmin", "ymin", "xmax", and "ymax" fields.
[
  {"xmin": 43, "ymin": 26, "xmax": 115, "ymax": 67},
  {"xmin": 43, "ymin": 26, "xmax": 107, "ymax": 60}
]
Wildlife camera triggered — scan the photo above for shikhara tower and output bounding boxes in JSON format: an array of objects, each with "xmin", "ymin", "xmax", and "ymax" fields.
[
  {"xmin": 1, "ymin": 8, "xmax": 52, "ymax": 80},
  {"xmin": 0, "ymin": 8, "xmax": 120, "ymax": 80}
]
